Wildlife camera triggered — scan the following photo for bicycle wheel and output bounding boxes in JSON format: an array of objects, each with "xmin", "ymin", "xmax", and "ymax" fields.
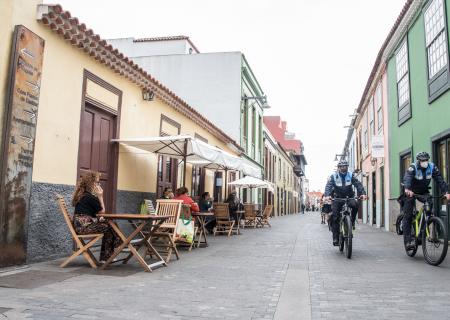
[
  {"xmin": 339, "ymin": 221, "xmax": 344, "ymax": 252},
  {"xmin": 422, "ymin": 216, "xmax": 448, "ymax": 266},
  {"xmin": 344, "ymin": 215, "xmax": 352, "ymax": 259},
  {"xmin": 396, "ymin": 213, "xmax": 404, "ymax": 235}
]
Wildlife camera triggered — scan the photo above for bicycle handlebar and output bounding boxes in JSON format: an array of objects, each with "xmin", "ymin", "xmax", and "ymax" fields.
[{"xmin": 331, "ymin": 197, "xmax": 361, "ymax": 201}]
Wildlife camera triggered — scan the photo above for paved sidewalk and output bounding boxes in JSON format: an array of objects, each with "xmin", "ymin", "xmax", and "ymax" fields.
[{"xmin": 1, "ymin": 212, "xmax": 450, "ymax": 319}]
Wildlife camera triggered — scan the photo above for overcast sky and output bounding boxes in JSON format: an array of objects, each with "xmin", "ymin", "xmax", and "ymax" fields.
[{"xmin": 47, "ymin": 0, "xmax": 407, "ymax": 191}]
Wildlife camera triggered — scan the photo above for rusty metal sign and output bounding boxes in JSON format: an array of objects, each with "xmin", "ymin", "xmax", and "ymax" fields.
[{"xmin": 0, "ymin": 25, "xmax": 45, "ymax": 267}]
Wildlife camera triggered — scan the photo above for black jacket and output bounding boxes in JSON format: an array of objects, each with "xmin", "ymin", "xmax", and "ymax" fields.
[
  {"xmin": 403, "ymin": 162, "xmax": 448, "ymax": 195},
  {"xmin": 324, "ymin": 171, "xmax": 366, "ymax": 198}
]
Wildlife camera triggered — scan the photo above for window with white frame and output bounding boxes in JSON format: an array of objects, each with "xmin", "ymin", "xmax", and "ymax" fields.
[
  {"xmin": 396, "ymin": 40, "xmax": 411, "ymax": 125},
  {"xmin": 424, "ymin": 0, "xmax": 450, "ymax": 100},
  {"xmin": 376, "ymin": 83, "xmax": 383, "ymax": 131},
  {"xmin": 369, "ymin": 97, "xmax": 375, "ymax": 135},
  {"xmin": 362, "ymin": 115, "xmax": 368, "ymax": 154}
]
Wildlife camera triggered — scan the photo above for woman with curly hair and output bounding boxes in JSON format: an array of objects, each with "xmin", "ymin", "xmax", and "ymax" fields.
[{"xmin": 72, "ymin": 171, "xmax": 120, "ymax": 263}]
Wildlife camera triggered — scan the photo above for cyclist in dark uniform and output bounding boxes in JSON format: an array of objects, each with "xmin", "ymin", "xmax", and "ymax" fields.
[
  {"xmin": 324, "ymin": 160, "xmax": 367, "ymax": 246},
  {"xmin": 402, "ymin": 151, "xmax": 450, "ymax": 250}
]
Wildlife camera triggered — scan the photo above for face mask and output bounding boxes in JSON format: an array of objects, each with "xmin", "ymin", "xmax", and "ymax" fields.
[
  {"xmin": 339, "ymin": 167, "xmax": 348, "ymax": 174},
  {"xmin": 420, "ymin": 161, "xmax": 429, "ymax": 169}
]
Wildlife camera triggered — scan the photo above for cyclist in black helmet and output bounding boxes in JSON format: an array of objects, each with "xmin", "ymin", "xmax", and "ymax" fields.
[
  {"xmin": 402, "ymin": 151, "xmax": 450, "ymax": 250},
  {"xmin": 324, "ymin": 160, "xmax": 367, "ymax": 246}
]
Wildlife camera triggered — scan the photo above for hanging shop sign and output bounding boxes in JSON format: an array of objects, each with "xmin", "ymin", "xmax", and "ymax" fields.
[{"xmin": 0, "ymin": 25, "xmax": 45, "ymax": 266}]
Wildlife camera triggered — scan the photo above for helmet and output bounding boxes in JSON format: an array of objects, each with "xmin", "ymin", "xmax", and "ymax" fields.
[
  {"xmin": 416, "ymin": 152, "xmax": 430, "ymax": 161},
  {"xmin": 337, "ymin": 160, "xmax": 349, "ymax": 167}
]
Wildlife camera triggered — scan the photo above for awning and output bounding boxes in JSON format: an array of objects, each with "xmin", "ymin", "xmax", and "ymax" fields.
[
  {"xmin": 112, "ymin": 135, "xmax": 262, "ymax": 180},
  {"xmin": 112, "ymin": 135, "xmax": 221, "ymax": 164}
]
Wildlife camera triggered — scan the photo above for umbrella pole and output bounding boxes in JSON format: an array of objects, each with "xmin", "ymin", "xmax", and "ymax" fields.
[
  {"xmin": 224, "ymin": 168, "xmax": 228, "ymax": 199},
  {"xmin": 183, "ymin": 140, "xmax": 188, "ymax": 187}
]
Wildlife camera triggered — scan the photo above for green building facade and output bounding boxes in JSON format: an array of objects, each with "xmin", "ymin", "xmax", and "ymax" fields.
[{"xmin": 388, "ymin": 0, "xmax": 450, "ymax": 227}]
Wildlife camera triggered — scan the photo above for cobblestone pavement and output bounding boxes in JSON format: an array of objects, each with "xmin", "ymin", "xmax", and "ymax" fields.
[{"xmin": 1, "ymin": 213, "xmax": 450, "ymax": 319}]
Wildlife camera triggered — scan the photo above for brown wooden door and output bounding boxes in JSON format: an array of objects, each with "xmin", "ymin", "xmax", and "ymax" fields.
[
  {"xmin": 78, "ymin": 104, "xmax": 116, "ymax": 211},
  {"xmin": 157, "ymin": 155, "xmax": 178, "ymax": 198}
]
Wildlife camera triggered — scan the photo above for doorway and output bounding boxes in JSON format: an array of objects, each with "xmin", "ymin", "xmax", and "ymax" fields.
[
  {"xmin": 214, "ymin": 171, "xmax": 223, "ymax": 202},
  {"xmin": 380, "ymin": 166, "xmax": 385, "ymax": 228},
  {"xmin": 434, "ymin": 136, "xmax": 450, "ymax": 230},
  {"xmin": 78, "ymin": 103, "xmax": 117, "ymax": 212},
  {"xmin": 372, "ymin": 172, "xmax": 376, "ymax": 225},
  {"xmin": 157, "ymin": 155, "xmax": 178, "ymax": 198}
]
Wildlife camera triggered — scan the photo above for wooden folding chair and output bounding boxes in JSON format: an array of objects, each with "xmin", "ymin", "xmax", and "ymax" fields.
[
  {"xmin": 257, "ymin": 205, "xmax": 273, "ymax": 228},
  {"xmin": 243, "ymin": 203, "xmax": 257, "ymax": 228},
  {"xmin": 55, "ymin": 194, "xmax": 103, "ymax": 269},
  {"xmin": 213, "ymin": 203, "xmax": 236, "ymax": 237},
  {"xmin": 149, "ymin": 199, "xmax": 183, "ymax": 263}
]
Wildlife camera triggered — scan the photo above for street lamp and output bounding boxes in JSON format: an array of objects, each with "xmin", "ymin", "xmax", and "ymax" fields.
[
  {"xmin": 242, "ymin": 95, "xmax": 271, "ymax": 109},
  {"xmin": 142, "ymin": 89, "xmax": 155, "ymax": 101}
]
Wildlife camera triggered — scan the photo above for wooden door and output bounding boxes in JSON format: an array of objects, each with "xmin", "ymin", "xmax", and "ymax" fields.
[
  {"xmin": 78, "ymin": 103, "xmax": 116, "ymax": 211},
  {"xmin": 157, "ymin": 155, "xmax": 178, "ymax": 198},
  {"xmin": 435, "ymin": 138, "xmax": 450, "ymax": 230}
]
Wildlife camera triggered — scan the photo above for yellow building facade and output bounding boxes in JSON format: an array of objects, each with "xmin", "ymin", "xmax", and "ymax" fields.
[{"xmin": 0, "ymin": 0, "xmax": 241, "ymax": 266}]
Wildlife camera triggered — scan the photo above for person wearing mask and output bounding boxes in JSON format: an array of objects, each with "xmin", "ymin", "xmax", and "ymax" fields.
[
  {"xmin": 324, "ymin": 160, "xmax": 367, "ymax": 246},
  {"xmin": 402, "ymin": 152, "xmax": 450, "ymax": 250}
]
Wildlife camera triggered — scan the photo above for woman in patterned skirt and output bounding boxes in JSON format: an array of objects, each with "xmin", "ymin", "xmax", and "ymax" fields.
[{"xmin": 72, "ymin": 171, "xmax": 121, "ymax": 263}]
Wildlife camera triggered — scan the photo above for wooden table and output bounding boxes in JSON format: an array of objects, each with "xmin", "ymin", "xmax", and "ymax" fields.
[
  {"xmin": 98, "ymin": 213, "xmax": 170, "ymax": 272},
  {"xmin": 192, "ymin": 212, "xmax": 214, "ymax": 248},
  {"xmin": 234, "ymin": 210, "xmax": 245, "ymax": 235}
]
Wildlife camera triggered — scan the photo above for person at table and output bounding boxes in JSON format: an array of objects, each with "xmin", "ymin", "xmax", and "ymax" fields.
[
  {"xmin": 174, "ymin": 187, "xmax": 200, "ymax": 213},
  {"xmin": 225, "ymin": 191, "xmax": 242, "ymax": 222},
  {"xmin": 161, "ymin": 187, "xmax": 174, "ymax": 199},
  {"xmin": 199, "ymin": 192, "xmax": 215, "ymax": 233},
  {"xmin": 198, "ymin": 192, "xmax": 213, "ymax": 212},
  {"xmin": 72, "ymin": 171, "xmax": 121, "ymax": 263}
]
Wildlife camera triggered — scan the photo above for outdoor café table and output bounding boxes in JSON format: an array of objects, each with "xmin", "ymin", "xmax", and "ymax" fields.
[
  {"xmin": 234, "ymin": 210, "xmax": 245, "ymax": 235},
  {"xmin": 98, "ymin": 213, "xmax": 170, "ymax": 272},
  {"xmin": 192, "ymin": 211, "xmax": 214, "ymax": 248}
]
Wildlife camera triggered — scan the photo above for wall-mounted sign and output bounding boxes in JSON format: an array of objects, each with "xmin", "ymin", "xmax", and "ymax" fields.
[
  {"xmin": 0, "ymin": 25, "xmax": 45, "ymax": 267},
  {"xmin": 371, "ymin": 135, "xmax": 385, "ymax": 158}
]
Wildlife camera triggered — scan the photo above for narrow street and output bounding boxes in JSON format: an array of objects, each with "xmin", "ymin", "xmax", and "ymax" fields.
[{"xmin": 1, "ymin": 213, "xmax": 450, "ymax": 319}]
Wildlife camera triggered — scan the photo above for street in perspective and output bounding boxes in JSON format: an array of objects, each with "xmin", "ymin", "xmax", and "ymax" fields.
[{"xmin": 1, "ymin": 0, "xmax": 450, "ymax": 319}]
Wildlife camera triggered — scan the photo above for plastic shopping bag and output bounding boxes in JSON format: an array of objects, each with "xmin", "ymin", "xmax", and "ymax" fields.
[{"xmin": 175, "ymin": 215, "xmax": 195, "ymax": 244}]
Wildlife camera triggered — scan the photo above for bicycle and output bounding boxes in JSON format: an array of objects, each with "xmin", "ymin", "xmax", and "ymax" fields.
[
  {"xmin": 332, "ymin": 197, "xmax": 358, "ymax": 259},
  {"xmin": 403, "ymin": 194, "xmax": 448, "ymax": 266}
]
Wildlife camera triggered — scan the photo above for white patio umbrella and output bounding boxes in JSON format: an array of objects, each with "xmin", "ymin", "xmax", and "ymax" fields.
[{"xmin": 228, "ymin": 176, "xmax": 272, "ymax": 189}]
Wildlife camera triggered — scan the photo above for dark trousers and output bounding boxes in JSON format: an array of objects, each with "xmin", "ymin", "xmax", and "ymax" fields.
[
  {"xmin": 402, "ymin": 195, "xmax": 433, "ymax": 244},
  {"xmin": 331, "ymin": 199, "xmax": 358, "ymax": 239}
]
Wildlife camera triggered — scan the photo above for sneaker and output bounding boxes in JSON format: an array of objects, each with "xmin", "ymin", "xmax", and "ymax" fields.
[{"xmin": 405, "ymin": 241, "xmax": 415, "ymax": 251}]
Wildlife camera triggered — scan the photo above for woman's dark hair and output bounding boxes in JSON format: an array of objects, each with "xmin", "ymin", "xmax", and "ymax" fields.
[
  {"xmin": 176, "ymin": 187, "xmax": 189, "ymax": 196},
  {"xmin": 163, "ymin": 187, "xmax": 172, "ymax": 194},
  {"xmin": 201, "ymin": 192, "xmax": 209, "ymax": 199}
]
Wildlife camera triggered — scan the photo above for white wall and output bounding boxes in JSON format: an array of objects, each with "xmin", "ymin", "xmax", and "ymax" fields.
[
  {"xmin": 132, "ymin": 52, "xmax": 243, "ymax": 142},
  {"xmin": 107, "ymin": 38, "xmax": 191, "ymax": 57}
]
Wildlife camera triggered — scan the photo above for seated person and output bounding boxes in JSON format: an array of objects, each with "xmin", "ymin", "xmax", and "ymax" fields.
[
  {"xmin": 161, "ymin": 187, "xmax": 174, "ymax": 199},
  {"xmin": 198, "ymin": 192, "xmax": 213, "ymax": 212},
  {"xmin": 174, "ymin": 187, "xmax": 200, "ymax": 214},
  {"xmin": 225, "ymin": 191, "xmax": 242, "ymax": 222},
  {"xmin": 72, "ymin": 171, "xmax": 121, "ymax": 263},
  {"xmin": 198, "ymin": 192, "xmax": 215, "ymax": 232}
]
